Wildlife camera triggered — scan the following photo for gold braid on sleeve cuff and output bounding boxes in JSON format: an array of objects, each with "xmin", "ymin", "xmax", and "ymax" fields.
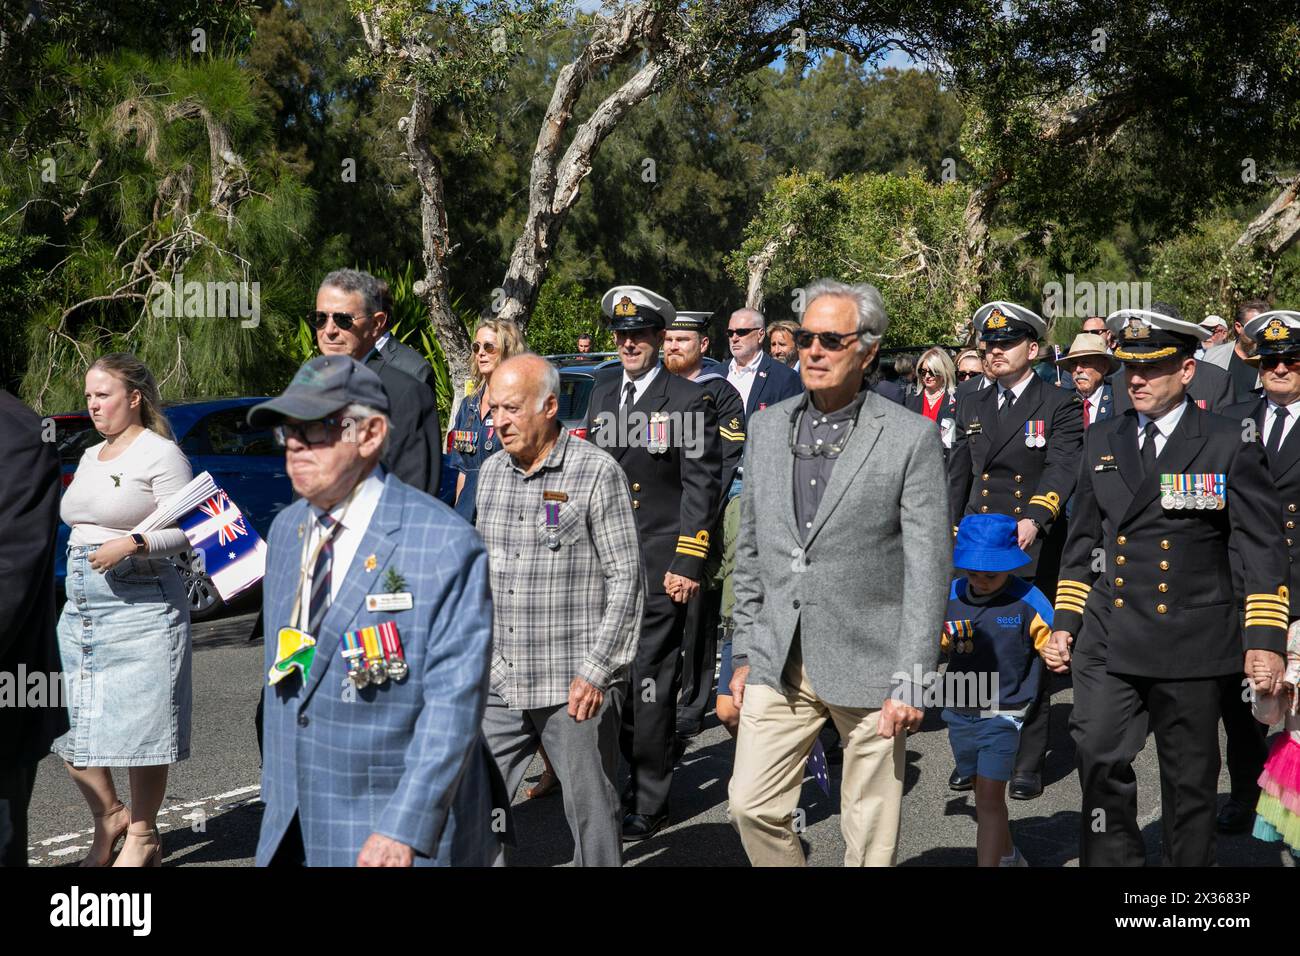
[
  {"xmin": 1028, "ymin": 491, "xmax": 1062, "ymax": 520},
  {"xmin": 1245, "ymin": 588, "xmax": 1290, "ymax": 630},
  {"xmin": 1055, "ymin": 579, "xmax": 1090, "ymax": 615},
  {"xmin": 676, "ymin": 531, "xmax": 710, "ymax": 559}
]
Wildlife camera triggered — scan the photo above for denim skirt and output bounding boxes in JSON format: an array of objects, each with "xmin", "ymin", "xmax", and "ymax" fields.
[{"xmin": 52, "ymin": 546, "xmax": 192, "ymax": 767}]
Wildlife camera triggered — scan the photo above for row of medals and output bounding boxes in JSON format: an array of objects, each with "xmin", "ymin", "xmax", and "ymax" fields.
[
  {"xmin": 1161, "ymin": 489, "xmax": 1225, "ymax": 511},
  {"xmin": 346, "ymin": 653, "xmax": 408, "ymax": 689}
]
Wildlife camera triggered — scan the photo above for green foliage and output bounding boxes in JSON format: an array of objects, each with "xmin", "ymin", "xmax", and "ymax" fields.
[
  {"xmin": 522, "ymin": 278, "xmax": 610, "ymax": 357},
  {"xmin": 732, "ymin": 170, "xmax": 978, "ymax": 346},
  {"xmin": 1149, "ymin": 214, "xmax": 1300, "ymax": 321}
]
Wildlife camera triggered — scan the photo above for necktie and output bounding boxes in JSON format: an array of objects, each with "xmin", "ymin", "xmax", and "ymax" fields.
[
  {"xmin": 307, "ymin": 513, "xmax": 342, "ymax": 637},
  {"xmin": 998, "ymin": 388, "xmax": 1012, "ymax": 420},
  {"xmin": 1082, "ymin": 398, "xmax": 1091, "ymax": 429},
  {"xmin": 1266, "ymin": 406, "xmax": 1288, "ymax": 462},
  {"xmin": 1140, "ymin": 421, "xmax": 1159, "ymax": 478},
  {"xmin": 623, "ymin": 381, "xmax": 636, "ymax": 408}
]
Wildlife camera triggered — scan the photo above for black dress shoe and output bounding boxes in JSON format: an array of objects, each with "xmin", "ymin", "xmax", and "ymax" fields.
[
  {"xmin": 948, "ymin": 768, "xmax": 975, "ymax": 792},
  {"xmin": 1216, "ymin": 798, "xmax": 1255, "ymax": 834},
  {"xmin": 621, "ymin": 812, "xmax": 668, "ymax": 842},
  {"xmin": 1009, "ymin": 773, "xmax": 1042, "ymax": 800}
]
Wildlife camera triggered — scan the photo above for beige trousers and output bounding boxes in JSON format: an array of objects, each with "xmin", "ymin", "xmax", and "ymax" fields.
[{"xmin": 728, "ymin": 649, "xmax": 905, "ymax": 866}]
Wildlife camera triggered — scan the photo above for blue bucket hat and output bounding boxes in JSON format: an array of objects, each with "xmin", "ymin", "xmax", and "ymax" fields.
[{"xmin": 953, "ymin": 513, "xmax": 1030, "ymax": 573}]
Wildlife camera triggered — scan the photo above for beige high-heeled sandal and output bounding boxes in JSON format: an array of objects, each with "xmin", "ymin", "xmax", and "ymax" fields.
[
  {"xmin": 78, "ymin": 802, "xmax": 130, "ymax": 867},
  {"xmin": 112, "ymin": 827, "xmax": 162, "ymax": 868}
]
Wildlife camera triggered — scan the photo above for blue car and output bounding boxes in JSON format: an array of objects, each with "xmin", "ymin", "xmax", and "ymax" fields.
[{"xmin": 54, "ymin": 398, "xmax": 294, "ymax": 621}]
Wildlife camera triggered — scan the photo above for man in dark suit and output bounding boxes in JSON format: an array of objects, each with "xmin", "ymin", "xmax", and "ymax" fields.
[
  {"xmin": 313, "ymin": 270, "xmax": 442, "ymax": 496},
  {"xmin": 665, "ymin": 311, "xmax": 744, "ymax": 741},
  {"xmin": 0, "ymin": 391, "xmax": 68, "ymax": 866},
  {"xmin": 724, "ymin": 308, "xmax": 803, "ymax": 418},
  {"xmin": 1044, "ymin": 306, "xmax": 1289, "ymax": 866},
  {"xmin": 586, "ymin": 286, "xmax": 721, "ymax": 841},
  {"xmin": 948, "ymin": 301, "xmax": 1085, "ymax": 799},
  {"xmin": 1217, "ymin": 308, "xmax": 1300, "ymax": 834}
]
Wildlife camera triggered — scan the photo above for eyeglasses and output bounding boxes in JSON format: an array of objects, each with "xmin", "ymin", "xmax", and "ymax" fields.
[
  {"xmin": 788, "ymin": 401, "xmax": 865, "ymax": 460},
  {"xmin": 793, "ymin": 329, "xmax": 860, "ymax": 351},
  {"xmin": 1259, "ymin": 353, "xmax": 1300, "ymax": 370},
  {"xmin": 726, "ymin": 327, "xmax": 760, "ymax": 338},
  {"xmin": 471, "ymin": 341, "xmax": 499, "ymax": 355},
  {"xmin": 956, "ymin": 370, "xmax": 980, "ymax": 381},
  {"xmin": 273, "ymin": 417, "xmax": 348, "ymax": 447},
  {"xmin": 307, "ymin": 311, "xmax": 370, "ymax": 330}
]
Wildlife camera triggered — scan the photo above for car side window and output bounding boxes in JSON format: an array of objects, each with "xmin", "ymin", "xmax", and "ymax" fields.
[
  {"xmin": 201, "ymin": 408, "xmax": 279, "ymax": 456},
  {"xmin": 558, "ymin": 377, "xmax": 593, "ymax": 421}
]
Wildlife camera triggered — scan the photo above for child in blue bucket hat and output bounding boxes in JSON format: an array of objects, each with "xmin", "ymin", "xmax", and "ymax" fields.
[{"xmin": 943, "ymin": 513, "xmax": 1054, "ymax": 866}]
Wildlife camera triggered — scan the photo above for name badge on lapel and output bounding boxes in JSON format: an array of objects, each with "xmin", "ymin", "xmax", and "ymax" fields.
[
  {"xmin": 967, "ymin": 420, "xmax": 983, "ymax": 435},
  {"xmin": 366, "ymin": 592, "xmax": 414, "ymax": 612}
]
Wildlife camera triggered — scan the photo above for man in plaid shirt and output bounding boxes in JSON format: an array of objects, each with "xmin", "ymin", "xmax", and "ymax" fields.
[{"xmin": 475, "ymin": 354, "xmax": 646, "ymax": 866}]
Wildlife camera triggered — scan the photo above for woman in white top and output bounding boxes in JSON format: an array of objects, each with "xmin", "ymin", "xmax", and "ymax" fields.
[{"xmin": 55, "ymin": 353, "xmax": 193, "ymax": 867}]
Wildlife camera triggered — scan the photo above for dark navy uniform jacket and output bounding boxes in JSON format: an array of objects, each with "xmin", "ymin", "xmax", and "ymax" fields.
[{"xmin": 1054, "ymin": 401, "xmax": 1289, "ymax": 679}]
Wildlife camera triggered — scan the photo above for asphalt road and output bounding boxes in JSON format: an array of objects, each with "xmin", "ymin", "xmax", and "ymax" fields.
[{"xmin": 25, "ymin": 612, "xmax": 1297, "ymax": 868}]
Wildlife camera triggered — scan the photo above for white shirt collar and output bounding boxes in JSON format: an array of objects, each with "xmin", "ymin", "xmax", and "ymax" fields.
[
  {"xmin": 373, "ymin": 332, "xmax": 391, "ymax": 353},
  {"xmin": 1267, "ymin": 396, "xmax": 1300, "ymax": 417},
  {"xmin": 621, "ymin": 362, "xmax": 661, "ymax": 396},
  {"xmin": 1138, "ymin": 398, "xmax": 1189, "ymax": 438},
  {"xmin": 729, "ymin": 352, "xmax": 763, "ymax": 375},
  {"xmin": 998, "ymin": 370, "xmax": 1034, "ymax": 401}
]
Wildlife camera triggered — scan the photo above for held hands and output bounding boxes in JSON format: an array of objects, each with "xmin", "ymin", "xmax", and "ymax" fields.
[
  {"xmin": 878, "ymin": 697, "xmax": 923, "ymax": 738},
  {"xmin": 1016, "ymin": 518, "xmax": 1039, "ymax": 551},
  {"xmin": 664, "ymin": 572, "xmax": 700, "ymax": 605},
  {"xmin": 357, "ymin": 833, "xmax": 414, "ymax": 867},
  {"xmin": 567, "ymin": 676, "xmax": 604, "ymax": 722},
  {"xmin": 1245, "ymin": 649, "xmax": 1287, "ymax": 696},
  {"xmin": 88, "ymin": 536, "xmax": 138, "ymax": 573},
  {"xmin": 1041, "ymin": 630, "xmax": 1073, "ymax": 673}
]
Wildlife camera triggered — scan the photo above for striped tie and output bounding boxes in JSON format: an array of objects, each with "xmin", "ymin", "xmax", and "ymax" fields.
[{"xmin": 307, "ymin": 513, "xmax": 342, "ymax": 637}]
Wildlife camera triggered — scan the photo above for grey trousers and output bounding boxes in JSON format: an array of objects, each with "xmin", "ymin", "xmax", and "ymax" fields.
[{"xmin": 482, "ymin": 683, "xmax": 625, "ymax": 867}]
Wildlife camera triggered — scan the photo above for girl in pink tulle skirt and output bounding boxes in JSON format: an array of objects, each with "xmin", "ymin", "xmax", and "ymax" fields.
[{"xmin": 1252, "ymin": 628, "xmax": 1300, "ymax": 852}]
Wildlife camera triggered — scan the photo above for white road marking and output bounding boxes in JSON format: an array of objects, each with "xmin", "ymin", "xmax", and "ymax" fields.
[{"xmin": 27, "ymin": 783, "xmax": 261, "ymax": 866}]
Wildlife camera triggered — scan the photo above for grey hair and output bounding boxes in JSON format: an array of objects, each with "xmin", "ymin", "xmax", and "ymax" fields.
[
  {"xmin": 730, "ymin": 307, "xmax": 766, "ymax": 330},
  {"xmin": 320, "ymin": 268, "xmax": 388, "ymax": 318},
  {"xmin": 532, "ymin": 355, "xmax": 560, "ymax": 413},
  {"xmin": 801, "ymin": 278, "xmax": 889, "ymax": 351},
  {"xmin": 341, "ymin": 403, "xmax": 391, "ymax": 456}
]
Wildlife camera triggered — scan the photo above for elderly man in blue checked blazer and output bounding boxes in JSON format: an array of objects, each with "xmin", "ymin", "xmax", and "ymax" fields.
[{"xmin": 249, "ymin": 355, "xmax": 505, "ymax": 867}]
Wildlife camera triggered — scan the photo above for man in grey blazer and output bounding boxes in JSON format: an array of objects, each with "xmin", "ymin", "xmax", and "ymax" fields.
[{"xmin": 727, "ymin": 279, "xmax": 952, "ymax": 867}]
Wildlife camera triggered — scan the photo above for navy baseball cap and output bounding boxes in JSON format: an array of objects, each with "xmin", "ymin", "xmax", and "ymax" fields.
[
  {"xmin": 953, "ymin": 513, "xmax": 1031, "ymax": 573},
  {"xmin": 247, "ymin": 355, "xmax": 390, "ymax": 427}
]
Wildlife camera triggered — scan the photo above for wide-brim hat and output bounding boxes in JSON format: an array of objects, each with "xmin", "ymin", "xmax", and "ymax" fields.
[
  {"xmin": 601, "ymin": 285, "xmax": 674, "ymax": 331},
  {"xmin": 952, "ymin": 513, "xmax": 1031, "ymax": 574},
  {"xmin": 248, "ymin": 355, "xmax": 389, "ymax": 427},
  {"xmin": 1106, "ymin": 307, "xmax": 1207, "ymax": 365},
  {"xmin": 1055, "ymin": 332, "xmax": 1120, "ymax": 374},
  {"xmin": 1244, "ymin": 310, "xmax": 1300, "ymax": 363},
  {"xmin": 974, "ymin": 301, "xmax": 1046, "ymax": 343}
]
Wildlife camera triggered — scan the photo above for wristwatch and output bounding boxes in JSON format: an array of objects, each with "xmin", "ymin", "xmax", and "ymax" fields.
[{"xmin": 131, "ymin": 533, "xmax": 147, "ymax": 553}]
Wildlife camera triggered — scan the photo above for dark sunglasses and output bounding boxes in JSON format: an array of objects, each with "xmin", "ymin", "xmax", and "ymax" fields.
[
  {"xmin": 307, "ymin": 310, "xmax": 369, "ymax": 331},
  {"xmin": 273, "ymin": 416, "xmax": 348, "ymax": 447},
  {"xmin": 726, "ymin": 327, "xmax": 760, "ymax": 338},
  {"xmin": 919, "ymin": 366, "xmax": 940, "ymax": 377},
  {"xmin": 793, "ymin": 329, "xmax": 860, "ymax": 351},
  {"xmin": 1259, "ymin": 352, "xmax": 1300, "ymax": 370},
  {"xmin": 956, "ymin": 370, "xmax": 979, "ymax": 381},
  {"xmin": 471, "ymin": 341, "xmax": 499, "ymax": 354}
]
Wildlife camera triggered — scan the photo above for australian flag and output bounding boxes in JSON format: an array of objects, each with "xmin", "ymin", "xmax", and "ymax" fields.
[
  {"xmin": 806, "ymin": 738, "xmax": 831, "ymax": 797},
  {"xmin": 177, "ymin": 489, "xmax": 266, "ymax": 600}
]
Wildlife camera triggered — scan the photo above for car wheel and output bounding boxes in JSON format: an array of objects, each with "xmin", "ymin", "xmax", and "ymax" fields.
[{"xmin": 173, "ymin": 548, "xmax": 225, "ymax": 622}]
